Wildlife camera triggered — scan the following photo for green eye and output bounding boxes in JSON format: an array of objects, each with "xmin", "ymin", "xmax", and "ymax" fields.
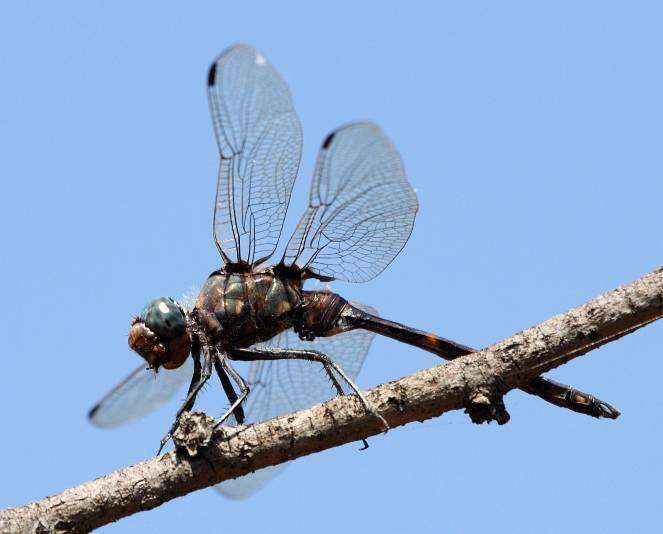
[{"xmin": 140, "ymin": 297, "xmax": 187, "ymax": 339}]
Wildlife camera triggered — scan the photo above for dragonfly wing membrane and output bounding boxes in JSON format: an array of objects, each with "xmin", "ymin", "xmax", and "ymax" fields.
[
  {"xmin": 208, "ymin": 44, "xmax": 303, "ymax": 265},
  {"xmin": 215, "ymin": 305, "xmax": 377, "ymax": 499},
  {"xmin": 88, "ymin": 359, "xmax": 193, "ymax": 428},
  {"xmin": 283, "ymin": 122, "xmax": 418, "ymax": 282}
]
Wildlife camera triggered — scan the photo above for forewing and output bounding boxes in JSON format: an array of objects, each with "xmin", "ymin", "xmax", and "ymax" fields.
[
  {"xmin": 283, "ymin": 122, "xmax": 418, "ymax": 282},
  {"xmin": 88, "ymin": 358, "xmax": 193, "ymax": 428},
  {"xmin": 208, "ymin": 44, "xmax": 303, "ymax": 265},
  {"xmin": 215, "ymin": 304, "xmax": 377, "ymax": 499}
]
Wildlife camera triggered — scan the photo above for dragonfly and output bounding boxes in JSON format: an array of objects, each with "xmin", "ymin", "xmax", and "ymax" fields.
[{"xmin": 89, "ymin": 44, "xmax": 619, "ymax": 498}]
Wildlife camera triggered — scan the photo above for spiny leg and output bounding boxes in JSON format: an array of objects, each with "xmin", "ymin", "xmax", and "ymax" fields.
[
  {"xmin": 229, "ymin": 347, "xmax": 389, "ymax": 432},
  {"xmin": 213, "ymin": 356, "xmax": 245, "ymax": 424},
  {"xmin": 318, "ymin": 363, "xmax": 370, "ymax": 449},
  {"xmin": 213, "ymin": 356, "xmax": 250, "ymax": 428},
  {"xmin": 181, "ymin": 341, "xmax": 204, "ymax": 414},
  {"xmin": 157, "ymin": 348, "xmax": 212, "ymax": 455},
  {"xmin": 237, "ymin": 348, "xmax": 371, "ymax": 449},
  {"xmin": 237, "ymin": 347, "xmax": 369, "ymax": 449}
]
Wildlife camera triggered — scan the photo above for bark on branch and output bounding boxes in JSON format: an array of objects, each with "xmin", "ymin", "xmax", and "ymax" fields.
[{"xmin": 3, "ymin": 266, "xmax": 663, "ymax": 533}]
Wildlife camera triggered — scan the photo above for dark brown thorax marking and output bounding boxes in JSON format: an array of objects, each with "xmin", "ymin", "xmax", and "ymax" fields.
[{"xmin": 195, "ymin": 268, "xmax": 303, "ymax": 348}]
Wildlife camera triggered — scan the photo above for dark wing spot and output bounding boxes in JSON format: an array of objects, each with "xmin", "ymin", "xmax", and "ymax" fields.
[
  {"xmin": 322, "ymin": 131, "xmax": 335, "ymax": 149},
  {"xmin": 207, "ymin": 63, "xmax": 217, "ymax": 87},
  {"xmin": 88, "ymin": 404, "xmax": 100, "ymax": 420}
]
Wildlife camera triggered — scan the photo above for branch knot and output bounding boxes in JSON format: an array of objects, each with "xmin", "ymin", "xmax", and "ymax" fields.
[{"xmin": 465, "ymin": 389, "xmax": 510, "ymax": 425}]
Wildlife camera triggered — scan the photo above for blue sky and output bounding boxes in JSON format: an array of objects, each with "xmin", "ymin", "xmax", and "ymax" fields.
[{"xmin": 1, "ymin": 2, "xmax": 662, "ymax": 532}]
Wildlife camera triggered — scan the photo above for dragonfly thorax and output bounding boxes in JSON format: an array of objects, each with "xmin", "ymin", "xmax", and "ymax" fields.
[{"xmin": 195, "ymin": 269, "xmax": 302, "ymax": 348}]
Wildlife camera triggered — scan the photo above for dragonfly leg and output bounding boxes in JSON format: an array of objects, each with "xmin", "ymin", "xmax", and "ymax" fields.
[
  {"xmin": 157, "ymin": 347, "xmax": 212, "ymax": 455},
  {"xmin": 213, "ymin": 357, "xmax": 250, "ymax": 428},
  {"xmin": 229, "ymin": 347, "xmax": 390, "ymax": 433},
  {"xmin": 213, "ymin": 356, "xmax": 246, "ymax": 424}
]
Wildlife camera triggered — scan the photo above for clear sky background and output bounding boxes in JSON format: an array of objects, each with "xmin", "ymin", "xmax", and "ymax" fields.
[{"xmin": 1, "ymin": 2, "xmax": 662, "ymax": 532}]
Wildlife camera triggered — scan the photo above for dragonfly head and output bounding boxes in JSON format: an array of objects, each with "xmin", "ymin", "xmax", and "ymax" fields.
[{"xmin": 128, "ymin": 297, "xmax": 191, "ymax": 371}]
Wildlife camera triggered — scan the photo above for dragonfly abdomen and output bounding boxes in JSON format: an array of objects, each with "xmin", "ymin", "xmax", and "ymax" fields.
[{"xmin": 294, "ymin": 290, "xmax": 355, "ymax": 339}]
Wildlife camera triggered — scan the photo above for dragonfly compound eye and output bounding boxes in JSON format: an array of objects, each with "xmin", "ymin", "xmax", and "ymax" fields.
[
  {"xmin": 129, "ymin": 297, "xmax": 191, "ymax": 370},
  {"xmin": 140, "ymin": 297, "xmax": 187, "ymax": 339}
]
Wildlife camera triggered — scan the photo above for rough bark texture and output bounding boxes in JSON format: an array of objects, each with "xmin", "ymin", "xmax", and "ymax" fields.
[{"xmin": 2, "ymin": 266, "xmax": 662, "ymax": 533}]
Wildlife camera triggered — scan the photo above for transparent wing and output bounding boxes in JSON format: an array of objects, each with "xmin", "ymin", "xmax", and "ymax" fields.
[
  {"xmin": 282, "ymin": 122, "xmax": 418, "ymax": 282},
  {"xmin": 208, "ymin": 44, "xmax": 303, "ymax": 266},
  {"xmin": 216, "ymin": 304, "xmax": 377, "ymax": 499},
  {"xmin": 88, "ymin": 358, "xmax": 193, "ymax": 428},
  {"xmin": 215, "ymin": 465, "xmax": 286, "ymax": 501}
]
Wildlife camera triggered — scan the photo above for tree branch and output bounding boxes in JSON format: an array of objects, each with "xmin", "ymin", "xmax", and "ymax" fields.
[{"xmin": 3, "ymin": 266, "xmax": 663, "ymax": 533}]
